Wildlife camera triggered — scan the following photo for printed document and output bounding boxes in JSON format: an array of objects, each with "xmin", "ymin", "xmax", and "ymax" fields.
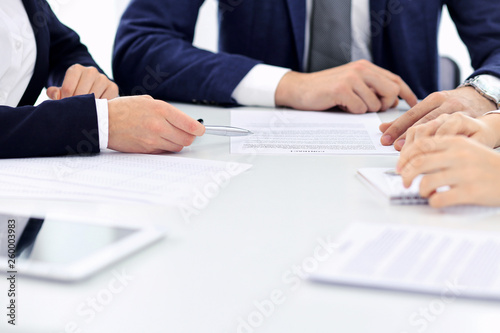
[
  {"xmin": 311, "ymin": 222, "xmax": 500, "ymax": 301},
  {"xmin": 230, "ymin": 109, "xmax": 398, "ymax": 155},
  {"xmin": 0, "ymin": 152, "xmax": 251, "ymax": 205}
]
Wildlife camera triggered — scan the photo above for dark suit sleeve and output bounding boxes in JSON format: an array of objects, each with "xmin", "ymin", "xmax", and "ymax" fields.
[
  {"xmin": 0, "ymin": 94, "xmax": 100, "ymax": 158},
  {"xmin": 113, "ymin": 0, "xmax": 261, "ymax": 106},
  {"xmin": 446, "ymin": 0, "xmax": 500, "ymax": 79},
  {"xmin": 38, "ymin": 0, "xmax": 103, "ymax": 87}
]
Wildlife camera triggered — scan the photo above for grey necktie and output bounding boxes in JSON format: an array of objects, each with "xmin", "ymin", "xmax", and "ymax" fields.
[{"xmin": 308, "ymin": 0, "xmax": 352, "ymax": 72}]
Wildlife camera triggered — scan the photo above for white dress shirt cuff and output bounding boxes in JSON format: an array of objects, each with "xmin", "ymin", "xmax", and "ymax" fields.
[
  {"xmin": 95, "ymin": 99, "xmax": 109, "ymax": 149},
  {"xmin": 231, "ymin": 64, "xmax": 291, "ymax": 107}
]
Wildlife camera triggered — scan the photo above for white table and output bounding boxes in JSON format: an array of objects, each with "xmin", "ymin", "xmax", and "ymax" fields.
[{"xmin": 2, "ymin": 104, "xmax": 500, "ymax": 333}]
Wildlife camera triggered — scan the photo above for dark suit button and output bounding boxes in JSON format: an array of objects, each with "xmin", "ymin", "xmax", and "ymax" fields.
[{"xmin": 192, "ymin": 99, "xmax": 198, "ymax": 103}]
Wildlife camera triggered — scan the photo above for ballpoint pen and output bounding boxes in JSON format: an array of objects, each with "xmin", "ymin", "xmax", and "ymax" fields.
[
  {"xmin": 204, "ymin": 125, "xmax": 253, "ymax": 137},
  {"xmin": 197, "ymin": 119, "xmax": 253, "ymax": 137}
]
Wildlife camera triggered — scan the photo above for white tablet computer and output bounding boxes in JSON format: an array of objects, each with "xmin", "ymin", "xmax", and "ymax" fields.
[{"xmin": 0, "ymin": 213, "xmax": 166, "ymax": 282}]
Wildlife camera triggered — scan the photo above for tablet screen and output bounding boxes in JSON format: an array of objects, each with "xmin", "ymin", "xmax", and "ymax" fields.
[
  {"xmin": 0, "ymin": 213, "xmax": 164, "ymax": 281},
  {"xmin": 1, "ymin": 215, "xmax": 134, "ymax": 264}
]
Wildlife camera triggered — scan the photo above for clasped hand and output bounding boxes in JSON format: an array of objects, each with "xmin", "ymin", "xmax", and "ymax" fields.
[
  {"xmin": 47, "ymin": 64, "xmax": 119, "ymax": 100},
  {"xmin": 275, "ymin": 59, "xmax": 418, "ymax": 113}
]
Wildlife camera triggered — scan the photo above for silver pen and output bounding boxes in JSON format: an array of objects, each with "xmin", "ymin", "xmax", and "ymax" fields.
[{"xmin": 204, "ymin": 125, "xmax": 254, "ymax": 137}]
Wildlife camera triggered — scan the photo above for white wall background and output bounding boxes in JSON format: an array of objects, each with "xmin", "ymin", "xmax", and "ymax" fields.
[{"xmin": 47, "ymin": 0, "xmax": 473, "ymax": 83}]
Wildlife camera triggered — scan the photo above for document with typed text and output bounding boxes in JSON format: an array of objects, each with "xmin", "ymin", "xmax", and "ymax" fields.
[
  {"xmin": 0, "ymin": 152, "xmax": 251, "ymax": 206},
  {"xmin": 311, "ymin": 222, "xmax": 500, "ymax": 301},
  {"xmin": 230, "ymin": 109, "xmax": 398, "ymax": 155}
]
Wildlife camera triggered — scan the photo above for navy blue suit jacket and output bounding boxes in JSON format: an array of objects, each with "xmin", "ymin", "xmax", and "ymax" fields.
[
  {"xmin": 0, "ymin": 0, "xmax": 102, "ymax": 158},
  {"xmin": 114, "ymin": 0, "xmax": 500, "ymax": 106}
]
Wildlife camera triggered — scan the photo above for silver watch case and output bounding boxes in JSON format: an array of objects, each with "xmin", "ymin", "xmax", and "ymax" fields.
[{"xmin": 460, "ymin": 75, "xmax": 500, "ymax": 109}]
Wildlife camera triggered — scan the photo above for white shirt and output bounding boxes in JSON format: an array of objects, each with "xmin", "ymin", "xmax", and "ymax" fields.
[
  {"xmin": 0, "ymin": 0, "xmax": 108, "ymax": 149},
  {"xmin": 0, "ymin": 0, "xmax": 37, "ymax": 107},
  {"xmin": 232, "ymin": 0, "xmax": 372, "ymax": 107}
]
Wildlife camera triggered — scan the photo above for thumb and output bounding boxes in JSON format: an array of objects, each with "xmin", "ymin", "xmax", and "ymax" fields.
[{"xmin": 47, "ymin": 87, "xmax": 61, "ymax": 100}]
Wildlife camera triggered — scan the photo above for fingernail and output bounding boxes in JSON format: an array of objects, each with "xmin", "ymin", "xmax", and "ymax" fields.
[
  {"xmin": 381, "ymin": 135, "xmax": 392, "ymax": 145},
  {"xmin": 396, "ymin": 139, "xmax": 406, "ymax": 149}
]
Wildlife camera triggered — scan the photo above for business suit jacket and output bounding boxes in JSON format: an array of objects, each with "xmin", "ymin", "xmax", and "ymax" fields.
[
  {"xmin": 113, "ymin": 0, "xmax": 500, "ymax": 106},
  {"xmin": 0, "ymin": 0, "xmax": 102, "ymax": 158}
]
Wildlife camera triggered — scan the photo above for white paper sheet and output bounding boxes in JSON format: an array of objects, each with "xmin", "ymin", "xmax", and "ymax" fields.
[
  {"xmin": 0, "ymin": 152, "xmax": 252, "ymax": 205},
  {"xmin": 230, "ymin": 109, "xmax": 398, "ymax": 155},
  {"xmin": 357, "ymin": 167, "xmax": 500, "ymax": 218},
  {"xmin": 358, "ymin": 167, "xmax": 427, "ymax": 204},
  {"xmin": 311, "ymin": 222, "xmax": 500, "ymax": 301}
]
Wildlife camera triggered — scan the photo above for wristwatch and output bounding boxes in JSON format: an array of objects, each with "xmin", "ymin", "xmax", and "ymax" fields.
[
  {"xmin": 483, "ymin": 110, "xmax": 500, "ymax": 116},
  {"xmin": 460, "ymin": 75, "xmax": 500, "ymax": 109}
]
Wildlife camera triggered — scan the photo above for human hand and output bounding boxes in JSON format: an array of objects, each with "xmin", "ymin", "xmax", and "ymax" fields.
[
  {"xmin": 397, "ymin": 136, "xmax": 500, "ymax": 207},
  {"xmin": 275, "ymin": 59, "xmax": 417, "ymax": 113},
  {"xmin": 47, "ymin": 64, "xmax": 119, "ymax": 100},
  {"xmin": 403, "ymin": 112, "xmax": 500, "ymax": 149},
  {"xmin": 107, "ymin": 95, "xmax": 205, "ymax": 153},
  {"xmin": 380, "ymin": 86, "xmax": 497, "ymax": 150}
]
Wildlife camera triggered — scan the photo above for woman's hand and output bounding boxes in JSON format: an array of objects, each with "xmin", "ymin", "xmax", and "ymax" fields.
[
  {"xmin": 397, "ymin": 136, "xmax": 500, "ymax": 208},
  {"xmin": 47, "ymin": 64, "xmax": 119, "ymax": 100}
]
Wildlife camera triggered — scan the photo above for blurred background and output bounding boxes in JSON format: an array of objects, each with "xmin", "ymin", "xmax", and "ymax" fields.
[{"xmin": 46, "ymin": 0, "xmax": 473, "ymax": 87}]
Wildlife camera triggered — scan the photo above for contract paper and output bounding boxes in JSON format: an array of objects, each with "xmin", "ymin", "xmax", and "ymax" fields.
[
  {"xmin": 311, "ymin": 222, "xmax": 500, "ymax": 301},
  {"xmin": 0, "ymin": 152, "xmax": 251, "ymax": 205},
  {"xmin": 230, "ymin": 109, "xmax": 398, "ymax": 155}
]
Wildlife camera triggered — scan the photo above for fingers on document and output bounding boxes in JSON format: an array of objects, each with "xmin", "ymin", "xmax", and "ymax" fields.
[{"xmin": 381, "ymin": 95, "xmax": 443, "ymax": 146}]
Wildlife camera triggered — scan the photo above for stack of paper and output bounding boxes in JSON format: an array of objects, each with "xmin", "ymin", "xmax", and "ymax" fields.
[{"xmin": 0, "ymin": 152, "xmax": 252, "ymax": 205}]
